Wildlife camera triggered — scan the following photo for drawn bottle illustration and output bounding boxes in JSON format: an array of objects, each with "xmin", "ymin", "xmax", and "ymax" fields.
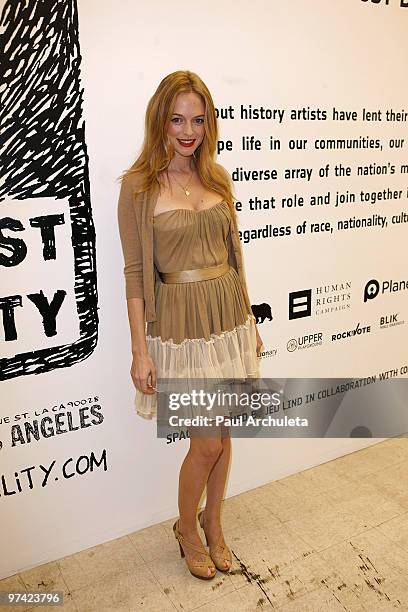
[{"xmin": 0, "ymin": 0, "xmax": 98, "ymax": 381}]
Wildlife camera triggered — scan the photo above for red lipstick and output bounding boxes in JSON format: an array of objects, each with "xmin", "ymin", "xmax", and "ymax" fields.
[{"xmin": 177, "ymin": 139, "xmax": 195, "ymax": 148}]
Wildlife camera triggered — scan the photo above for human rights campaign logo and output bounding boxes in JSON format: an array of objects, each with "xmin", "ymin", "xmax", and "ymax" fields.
[{"xmin": 288, "ymin": 289, "xmax": 312, "ymax": 320}]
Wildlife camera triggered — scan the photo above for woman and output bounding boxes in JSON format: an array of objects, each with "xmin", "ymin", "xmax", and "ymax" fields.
[{"xmin": 117, "ymin": 70, "xmax": 264, "ymax": 580}]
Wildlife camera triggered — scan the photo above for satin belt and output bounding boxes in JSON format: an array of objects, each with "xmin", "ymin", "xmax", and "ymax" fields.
[{"xmin": 159, "ymin": 261, "xmax": 230, "ymax": 284}]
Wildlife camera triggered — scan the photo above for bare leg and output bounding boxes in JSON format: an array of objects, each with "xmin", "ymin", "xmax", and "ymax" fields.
[
  {"xmin": 202, "ymin": 428, "xmax": 232, "ymax": 569},
  {"xmin": 177, "ymin": 427, "xmax": 222, "ymax": 576}
]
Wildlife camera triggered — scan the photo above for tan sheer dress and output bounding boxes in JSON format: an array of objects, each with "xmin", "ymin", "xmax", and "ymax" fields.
[{"xmin": 135, "ymin": 199, "xmax": 260, "ymax": 418}]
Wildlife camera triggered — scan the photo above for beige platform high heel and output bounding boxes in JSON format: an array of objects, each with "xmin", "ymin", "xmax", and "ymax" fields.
[
  {"xmin": 173, "ymin": 520, "xmax": 216, "ymax": 580},
  {"xmin": 198, "ymin": 510, "xmax": 232, "ymax": 572}
]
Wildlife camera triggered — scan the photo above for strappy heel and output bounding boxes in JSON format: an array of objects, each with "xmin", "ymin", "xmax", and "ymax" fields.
[
  {"xmin": 198, "ymin": 510, "xmax": 232, "ymax": 572},
  {"xmin": 173, "ymin": 519, "xmax": 216, "ymax": 580}
]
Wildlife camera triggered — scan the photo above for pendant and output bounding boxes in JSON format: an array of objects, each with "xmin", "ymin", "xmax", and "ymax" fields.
[{"xmin": 185, "ymin": 189, "xmax": 190, "ymax": 196}]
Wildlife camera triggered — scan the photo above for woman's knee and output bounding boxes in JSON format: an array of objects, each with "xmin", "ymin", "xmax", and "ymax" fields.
[{"xmin": 190, "ymin": 438, "xmax": 223, "ymax": 465}]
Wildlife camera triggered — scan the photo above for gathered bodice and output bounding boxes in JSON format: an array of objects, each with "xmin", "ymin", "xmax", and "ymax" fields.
[{"xmin": 152, "ymin": 200, "xmax": 230, "ymax": 273}]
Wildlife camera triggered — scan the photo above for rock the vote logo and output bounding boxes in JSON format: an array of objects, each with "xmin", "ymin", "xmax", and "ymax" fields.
[{"xmin": 0, "ymin": 0, "xmax": 98, "ymax": 381}]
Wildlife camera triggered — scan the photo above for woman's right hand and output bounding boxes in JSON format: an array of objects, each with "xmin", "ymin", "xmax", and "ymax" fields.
[{"xmin": 131, "ymin": 353, "xmax": 157, "ymax": 394}]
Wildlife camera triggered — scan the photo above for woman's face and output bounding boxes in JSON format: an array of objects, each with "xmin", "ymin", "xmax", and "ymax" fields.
[{"xmin": 167, "ymin": 92, "xmax": 205, "ymax": 160}]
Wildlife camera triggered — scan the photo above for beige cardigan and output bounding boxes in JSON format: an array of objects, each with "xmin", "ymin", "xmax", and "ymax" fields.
[{"xmin": 117, "ymin": 171, "xmax": 252, "ymax": 323}]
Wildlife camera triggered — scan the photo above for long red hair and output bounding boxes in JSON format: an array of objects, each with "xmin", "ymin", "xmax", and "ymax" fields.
[{"xmin": 120, "ymin": 70, "xmax": 238, "ymax": 224}]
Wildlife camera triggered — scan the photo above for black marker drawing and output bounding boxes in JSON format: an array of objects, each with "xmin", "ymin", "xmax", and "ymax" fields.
[{"xmin": 0, "ymin": 0, "xmax": 98, "ymax": 381}]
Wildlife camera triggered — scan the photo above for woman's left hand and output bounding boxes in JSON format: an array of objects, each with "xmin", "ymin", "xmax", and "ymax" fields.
[{"xmin": 255, "ymin": 325, "xmax": 264, "ymax": 357}]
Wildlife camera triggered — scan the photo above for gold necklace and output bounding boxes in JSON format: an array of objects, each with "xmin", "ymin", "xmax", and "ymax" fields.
[{"xmin": 171, "ymin": 168, "xmax": 194, "ymax": 197}]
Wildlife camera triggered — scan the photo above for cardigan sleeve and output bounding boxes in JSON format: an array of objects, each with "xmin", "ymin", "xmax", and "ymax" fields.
[
  {"xmin": 117, "ymin": 174, "xmax": 144, "ymax": 299},
  {"xmin": 218, "ymin": 162, "xmax": 253, "ymax": 315},
  {"xmin": 227, "ymin": 217, "xmax": 253, "ymax": 315}
]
